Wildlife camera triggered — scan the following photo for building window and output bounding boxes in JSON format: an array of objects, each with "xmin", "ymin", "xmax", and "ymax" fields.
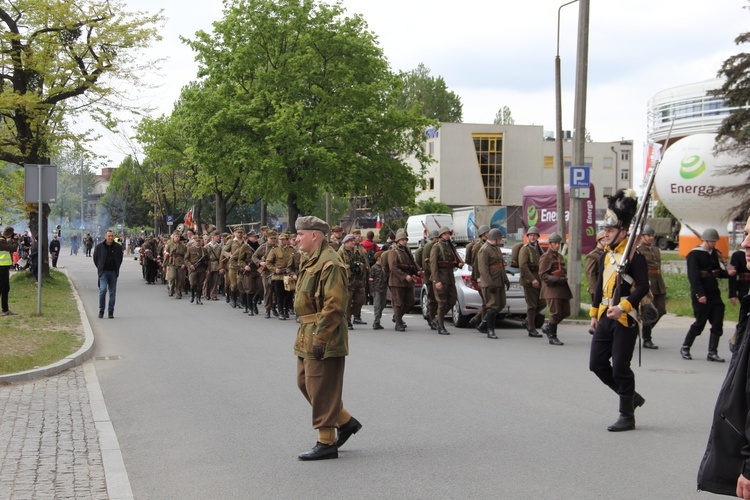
[
  {"xmin": 621, "ymin": 150, "xmax": 630, "ymax": 162},
  {"xmin": 603, "ymin": 187, "xmax": 613, "ymax": 197},
  {"xmin": 585, "ymin": 157, "xmax": 593, "ymax": 169},
  {"xmin": 472, "ymin": 133, "xmax": 503, "ymax": 204},
  {"xmin": 429, "ymin": 177, "xmax": 435, "ymax": 190},
  {"xmin": 429, "ymin": 142, "xmax": 435, "ymax": 155},
  {"xmin": 544, "ymin": 156, "xmax": 554, "ymax": 169},
  {"xmin": 620, "ymin": 169, "xmax": 629, "ymax": 181},
  {"xmin": 564, "ymin": 156, "xmax": 572, "ymax": 168},
  {"xmin": 603, "ymin": 157, "xmax": 613, "ymax": 169}
]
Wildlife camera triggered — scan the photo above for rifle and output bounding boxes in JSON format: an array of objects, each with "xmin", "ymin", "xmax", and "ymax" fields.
[{"xmin": 682, "ymin": 222, "xmax": 735, "ymax": 273}]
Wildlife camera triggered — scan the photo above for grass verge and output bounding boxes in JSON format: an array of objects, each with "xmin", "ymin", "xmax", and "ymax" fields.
[{"xmin": 0, "ymin": 269, "xmax": 84, "ymax": 375}]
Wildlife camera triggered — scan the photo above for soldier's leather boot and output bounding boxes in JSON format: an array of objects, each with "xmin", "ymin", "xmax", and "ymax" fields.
[
  {"xmin": 469, "ymin": 315, "xmax": 480, "ymax": 328},
  {"xmin": 279, "ymin": 307, "xmax": 287, "ymax": 320},
  {"xmin": 707, "ymin": 351, "xmax": 725, "ymax": 362},
  {"xmin": 230, "ymin": 291, "xmax": 237, "ymax": 308},
  {"xmin": 353, "ymin": 316, "xmax": 367, "ymax": 325},
  {"xmin": 547, "ymin": 323, "xmax": 564, "ymax": 346},
  {"xmin": 196, "ymin": 293, "xmax": 203, "ymax": 305},
  {"xmin": 476, "ymin": 320, "xmax": 488, "ymax": 333},
  {"xmin": 528, "ymin": 327, "xmax": 543, "ymax": 338},
  {"xmin": 297, "ymin": 442, "xmax": 338, "ymax": 461},
  {"xmin": 190, "ymin": 291, "xmax": 195, "ymax": 303},
  {"xmin": 244, "ymin": 294, "xmax": 250, "ymax": 314},
  {"xmin": 225, "ymin": 292, "xmax": 230, "ymax": 303},
  {"xmin": 247, "ymin": 295, "xmax": 254, "ymax": 316},
  {"xmin": 272, "ymin": 307, "xmax": 279, "ymax": 317},
  {"xmin": 429, "ymin": 318, "xmax": 438, "ymax": 331},
  {"xmin": 253, "ymin": 302, "xmax": 259, "ymax": 315},
  {"xmin": 708, "ymin": 332, "xmax": 725, "ymax": 362},
  {"xmin": 264, "ymin": 309, "xmax": 271, "ymax": 319},
  {"xmin": 437, "ymin": 320, "xmax": 450, "ymax": 335},
  {"xmin": 642, "ymin": 325, "xmax": 658, "ymax": 349},
  {"xmin": 485, "ymin": 312, "xmax": 498, "ymax": 340},
  {"xmin": 607, "ymin": 395, "xmax": 636, "ymax": 432},
  {"xmin": 542, "ymin": 323, "xmax": 550, "ymax": 335},
  {"xmin": 680, "ymin": 346, "xmax": 692, "ymax": 360}
]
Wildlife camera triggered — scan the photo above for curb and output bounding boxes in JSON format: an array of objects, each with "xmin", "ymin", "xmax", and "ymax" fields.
[{"xmin": 0, "ymin": 268, "xmax": 95, "ymax": 384}]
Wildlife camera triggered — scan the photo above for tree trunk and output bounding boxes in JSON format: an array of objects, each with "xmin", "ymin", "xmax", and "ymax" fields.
[
  {"xmin": 215, "ymin": 192, "xmax": 227, "ymax": 233},
  {"xmin": 28, "ymin": 202, "xmax": 51, "ymax": 278},
  {"xmin": 261, "ymin": 201, "xmax": 267, "ymax": 227},
  {"xmin": 287, "ymin": 192, "xmax": 300, "ymax": 231}
]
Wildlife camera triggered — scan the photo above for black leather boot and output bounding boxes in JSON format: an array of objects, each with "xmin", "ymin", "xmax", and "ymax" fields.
[
  {"xmin": 680, "ymin": 346, "xmax": 692, "ymax": 360},
  {"xmin": 429, "ymin": 318, "xmax": 438, "ymax": 331},
  {"xmin": 243, "ymin": 294, "xmax": 250, "ymax": 313},
  {"xmin": 253, "ymin": 302, "xmax": 259, "ymax": 315},
  {"xmin": 708, "ymin": 332, "xmax": 725, "ymax": 362},
  {"xmin": 279, "ymin": 307, "xmax": 287, "ymax": 320},
  {"xmin": 190, "ymin": 291, "xmax": 195, "ymax": 303},
  {"xmin": 196, "ymin": 293, "xmax": 203, "ymax": 305},
  {"xmin": 485, "ymin": 312, "xmax": 498, "ymax": 339},
  {"xmin": 527, "ymin": 327, "xmax": 543, "ymax": 338},
  {"xmin": 230, "ymin": 291, "xmax": 237, "ymax": 308},
  {"xmin": 247, "ymin": 295, "xmax": 254, "ymax": 316},
  {"xmin": 225, "ymin": 292, "xmax": 230, "ymax": 303},
  {"xmin": 547, "ymin": 323, "xmax": 564, "ymax": 345},
  {"xmin": 607, "ymin": 395, "xmax": 636, "ymax": 432},
  {"xmin": 265, "ymin": 309, "xmax": 271, "ymax": 319},
  {"xmin": 437, "ymin": 320, "xmax": 450, "ymax": 335},
  {"xmin": 297, "ymin": 442, "xmax": 338, "ymax": 461},
  {"xmin": 476, "ymin": 320, "xmax": 488, "ymax": 333},
  {"xmin": 272, "ymin": 306, "xmax": 279, "ymax": 317},
  {"xmin": 707, "ymin": 351, "xmax": 725, "ymax": 362}
]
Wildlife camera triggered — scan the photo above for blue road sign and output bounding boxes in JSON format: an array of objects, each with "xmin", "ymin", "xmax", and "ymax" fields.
[
  {"xmin": 166, "ymin": 215, "xmax": 174, "ymax": 224},
  {"xmin": 570, "ymin": 166, "xmax": 590, "ymax": 188}
]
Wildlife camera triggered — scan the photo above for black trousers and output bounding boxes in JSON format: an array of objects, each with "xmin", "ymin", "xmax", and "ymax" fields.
[
  {"xmin": 274, "ymin": 280, "xmax": 293, "ymax": 313},
  {"xmin": 0, "ymin": 266, "xmax": 9, "ymax": 312},
  {"xmin": 686, "ymin": 294, "xmax": 725, "ymax": 341},
  {"xmin": 589, "ymin": 314, "xmax": 638, "ymax": 396}
]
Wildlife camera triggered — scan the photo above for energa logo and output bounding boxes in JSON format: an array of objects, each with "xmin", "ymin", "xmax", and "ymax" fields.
[
  {"xmin": 527, "ymin": 205, "xmax": 538, "ymax": 226},
  {"xmin": 680, "ymin": 155, "xmax": 706, "ymax": 179}
]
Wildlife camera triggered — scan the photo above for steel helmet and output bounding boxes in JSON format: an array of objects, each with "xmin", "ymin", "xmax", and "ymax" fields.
[
  {"xmin": 477, "ymin": 225, "xmax": 490, "ymax": 237},
  {"xmin": 487, "ymin": 228, "xmax": 503, "ymax": 240},
  {"xmin": 548, "ymin": 232, "xmax": 563, "ymax": 243},
  {"xmin": 527, "ymin": 226, "xmax": 540, "ymax": 236},
  {"xmin": 641, "ymin": 225, "xmax": 655, "ymax": 236},
  {"xmin": 702, "ymin": 228, "xmax": 719, "ymax": 242}
]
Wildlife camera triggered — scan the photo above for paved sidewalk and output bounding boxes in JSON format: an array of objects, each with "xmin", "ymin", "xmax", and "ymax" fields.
[{"xmin": 0, "ymin": 366, "xmax": 107, "ymax": 499}]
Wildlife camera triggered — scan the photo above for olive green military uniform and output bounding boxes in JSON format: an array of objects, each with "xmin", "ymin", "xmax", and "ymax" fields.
[
  {"xmin": 338, "ymin": 244, "xmax": 368, "ymax": 326},
  {"xmin": 539, "ymin": 248, "xmax": 572, "ymax": 324},
  {"xmin": 267, "ymin": 237, "xmax": 297, "ymax": 318},
  {"xmin": 421, "ymin": 238, "xmax": 438, "ymax": 328},
  {"xmin": 637, "ymin": 240, "xmax": 667, "ymax": 338},
  {"xmin": 584, "ymin": 247, "xmax": 604, "ymax": 303},
  {"xmin": 430, "ymin": 237, "xmax": 459, "ymax": 332},
  {"xmin": 387, "ymin": 242, "xmax": 419, "ymax": 329},
  {"xmin": 222, "ymin": 235, "xmax": 245, "ymax": 307},
  {"xmin": 467, "ymin": 235, "xmax": 488, "ymax": 326},
  {"xmin": 252, "ymin": 233, "xmax": 278, "ymax": 316},
  {"xmin": 185, "ymin": 239, "xmax": 208, "ymax": 304},
  {"xmin": 237, "ymin": 241, "xmax": 259, "ymax": 314},
  {"xmin": 204, "ymin": 239, "xmax": 223, "ymax": 300},
  {"xmin": 477, "ymin": 241, "xmax": 510, "ymax": 314},
  {"xmin": 519, "ymin": 242, "xmax": 547, "ymax": 329},
  {"xmin": 165, "ymin": 240, "xmax": 188, "ymax": 298}
]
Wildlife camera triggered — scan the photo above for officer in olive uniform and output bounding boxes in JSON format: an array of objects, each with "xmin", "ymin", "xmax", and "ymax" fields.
[
  {"xmin": 477, "ymin": 228, "xmax": 510, "ymax": 340},
  {"xmin": 467, "ymin": 225, "xmax": 490, "ymax": 331},
  {"xmin": 253, "ymin": 230, "xmax": 279, "ymax": 318},
  {"xmin": 350, "ymin": 229, "xmax": 370, "ymax": 323},
  {"xmin": 329, "ymin": 225, "xmax": 344, "ymax": 252},
  {"xmin": 237, "ymin": 234, "xmax": 258, "ymax": 316},
  {"xmin": 204, "ymin": 230, "xmax": 223, "ymax": 300},
  {"xmin": 267, "ymin": 232, "xmax": 297, "ymax": 320},
  {"xmin": 584, "ymin": 231, "xmax": 607, "ymax": 303},
  {"xmin": 682, "ymin": 228, "xmax": 736, "ymax": 362},
  {"xmin": 164, "ymin": 231, "xmax": 188, "ymax": 299},
  {"xmin": 518, "ymin": 226, "xmax": 545, "ymax": 338},
  {"xmin": 245, "ymin": 231, "xmax": 264, "ymax": 313},
  {"xmin": 339, "ymin": 234, "xmax": 368, "ymax": 329},
  {"xmin": 387, "ymin": 229, "xmax": 419, "ymax": 331},
  {"xmin": 185, "ymin": 235, "xmax": 208, "ymax": 304},
  {"xmin": 294, "ymin": 216, "xmax": 361, "ymax": 461},
  {"xmin": 637, "ymin": 225, "xmax": 666, "ymax": 349},
  {"xmin": 222, "ymin": 227, "xmax": 245, "ymax": 309},
  {"xmin": 430, "ymin": 226, "xmax": 463, "ymax": 335},
  {"xmin": 539, "ymin": 232, "xmax": 569, "ymax": 346},
  {"xmin": 589, "ymin": 189, "xmax": 650, "ymax": 432},
  {"xmin": 420, "ymin": 230, "xmax": 440, "ymax": 330}
]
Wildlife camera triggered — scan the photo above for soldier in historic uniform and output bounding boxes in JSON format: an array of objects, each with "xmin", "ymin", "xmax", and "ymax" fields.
[
  {"xmin": 584, "ymin": 231, "xmax": 607, "ymax": 303},
  {"xmin": 293, "ymin": 216, "xmax": 361, "ymax": 461},
  {"xmin": 329, "ymin": 225, "xmax": 344, "ymax": 252},
  {"xmin": 266, "ymin": 232, "xmax": 297, "ymax": 320},
  {"xmin": 338, "ymin": 234, "xmax": 368, "ymax": 329},
  {"xmin": 142, "ymin": 236, "xmax": 159, "ymax": 285},
  {"xmin": 589, "ymin": 188, "xmax": 650, "ymax": 432},
  {"xmin": 164, "ymin": 231, "xmax": 188, "ymax": 299},
  {"xmin": 467, "ymin": 225, "xmax": 490, "ymax": 331},
  {"xmin": 222, "ymin": 227, "xmax": 245, "ymax": 309},
  {"xmin": 253, "ymin": 229, "xmax": 278, "ymax": 318},
  {"xmin": 258, "ymin": 226, "xmax": 269, "ymax": 246},
  {"xmin": 477, "ymin": 228, "xmax": 510, "ymax": 340},
  {"xmin": 518, "ymin": 226, "xmax": 546, "ymax": 338},
  {"xmin": 729, "ymin": 244, "xmax": 750, "ymax": 306},
  {"xmin": 237, "ymin": 233, "xmax": 258, "ymax": 316},
  {"xmin": 681, "ymin": 228, "xmax": 736, "ymax": 362},
  {"xmin": 430, "ymin": 226, "xmax": 463, "ymax": 335},
  {"xmin": 420, "ymin": 229, "xmax": 440, "ymax": 330},
  {"xmin": 637, "ymin": 225, "xmax": 666, "ymax": 349},
  {"xmin": 185, "ymin": 235, "xmax": 208, "ymax": 304},
  {"xmin": 387, "ymin": 229, "xmax": 419, "ymax": 331},
  {"xmin": 245, "ymin": 231, "xmax": 263, "ymax": 313},
  {"xmin": 203, "ymin": 230, "xmax": 223, "ymax": 301},
  {"xmin": 350, "ymin": 229, "xmax": 370, "ymax": 324},
  {"xmin": 539, "ymin": 232, "xmax": 569, "ymax": 346},
  {"xmin": 370, "ymin": 251, "xmax": 387, "ymax": 330}
]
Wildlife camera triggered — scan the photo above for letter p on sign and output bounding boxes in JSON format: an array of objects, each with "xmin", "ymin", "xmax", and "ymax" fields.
[{"xmin": 570, "ymin": 166, "xmax": 590, "ymax": 188}]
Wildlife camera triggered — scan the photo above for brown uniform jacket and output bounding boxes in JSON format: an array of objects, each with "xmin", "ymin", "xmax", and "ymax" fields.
[
  {"xmin": 518, "ymin": 243, "xmax": 543, "ymax": 287},
  {"xmin": 387, "ymin": 245, "xmax": 418, "ymax": 288},
  {"xmin": 185, "ymin": 245, "xmax": 208, "ymax": 271},
  {"xmin": 222, "ymin": 238, "xmax": 244, "ymax": 271},
  {"xmin": 237, "ymin": 243, "xmax": 258, "ymax": 275},
  {"xmin": 584, "ymin": 248, "xmax": 604, "ymax": 294},
  {"xmin": 205, "ymin": 243, "xmax": 223, "ymax": 272},
  {"xmin": 539, "ymin": 249, "xmax": 572, "ymax": 300},
  {"xmin": 637, "ymin": 242, "xmax": 667, "ymax": 295},
  {"xmin": 266, "ymin": 244, "xmax": 296, "ymax": 281},
  {"xmin": 477, "ymin": 242, "xmax": 509, "ymax": 288},
  {"xmin": 430, "ymin": 239, "xmax": 457, "ymax": 286},
  {"xmin": 252, "ymin": 242, "xmax": 276, "ymax": 277},
  {"xmin": 164, "ymin": 241, "xmax": 187, "ymax": 267}
]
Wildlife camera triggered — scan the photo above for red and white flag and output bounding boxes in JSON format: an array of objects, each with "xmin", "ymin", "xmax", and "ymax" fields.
[
  {"xmin": 375, "ymin": 214, "xmax": 382, "ymax": 229},
  {"xmin": 184, "ymin": 207, "xmax": 194, "ymax": 229}
]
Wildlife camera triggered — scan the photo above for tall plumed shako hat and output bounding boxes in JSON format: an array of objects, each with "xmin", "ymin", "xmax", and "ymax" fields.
[{"xmin": 603, "ymin": 188, "xmax": 638, "ymax": 230}]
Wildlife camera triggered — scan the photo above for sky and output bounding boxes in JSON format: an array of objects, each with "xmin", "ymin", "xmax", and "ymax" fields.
[{"xmin": 88, "ymin": 0, "xmax": 750, "ymax": 183}]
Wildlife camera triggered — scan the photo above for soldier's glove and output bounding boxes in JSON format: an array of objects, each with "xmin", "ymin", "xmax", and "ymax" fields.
[
  {"xmin": 505, "ymin": 281, "xmax": 511, "ymax": 291},
  {"xmin": 487, "ymin": 285, "xmax": 498, "ymax": 293},
  {"xmin": 312, "ymin": 344, "xmax": 325, "ymax": 361}
]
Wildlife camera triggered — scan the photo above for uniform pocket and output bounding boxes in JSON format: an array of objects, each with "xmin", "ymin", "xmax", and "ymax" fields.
[{"xmin": 720, "ymin": 413, "xmax": 744, "ymax": 438}]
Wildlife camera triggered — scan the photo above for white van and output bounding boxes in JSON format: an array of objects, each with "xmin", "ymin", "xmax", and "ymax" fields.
[{"xmin": 404, "ymin": 213, "xmax": 453, "ymax": 249}]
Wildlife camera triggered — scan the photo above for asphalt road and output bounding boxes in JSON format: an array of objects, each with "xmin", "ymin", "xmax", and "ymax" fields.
[{"xmin": 62, "ymin": 253, "xmax": 731, "ymax": 499}]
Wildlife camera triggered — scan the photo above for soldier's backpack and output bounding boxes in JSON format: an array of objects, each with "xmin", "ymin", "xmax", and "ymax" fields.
[{"xmin": 367, "ymin": 246, "xmax": 378, "ymax": 267}]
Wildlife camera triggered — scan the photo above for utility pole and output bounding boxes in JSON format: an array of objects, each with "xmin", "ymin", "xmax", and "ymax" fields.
[
  {"xmin": 80, "ymin": 157, "xmax": 84, "ymax": 229},
  {"xmin": 570, "ymin": 0, "xmax": 590, "ymax": 315}
]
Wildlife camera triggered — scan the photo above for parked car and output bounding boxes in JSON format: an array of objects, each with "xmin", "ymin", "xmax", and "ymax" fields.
[{"xmin": 420, "ymin": 246, "xmax": 537, "ymax": 327}]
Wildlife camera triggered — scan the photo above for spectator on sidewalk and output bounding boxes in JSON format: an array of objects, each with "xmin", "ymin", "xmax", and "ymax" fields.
[
  {"xmin": 93, "ymin": 231, "xmax": 123, "ymax": 319},
  {"xmin": 49, "ymin": 235, "xmax": 61, "ymax": 268},
  {"xmin": 0, "ymin": 227, "xmax": 19, "ymax": 316}
]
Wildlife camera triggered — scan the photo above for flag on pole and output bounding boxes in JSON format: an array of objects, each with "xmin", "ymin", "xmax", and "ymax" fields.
[
  {"xmin": 375, "ymin": 214, "xmax": 382, "ymax": 229},
  {"xmin": 185, "ymin": 206, "xmax": 194, "ymax": 229}
]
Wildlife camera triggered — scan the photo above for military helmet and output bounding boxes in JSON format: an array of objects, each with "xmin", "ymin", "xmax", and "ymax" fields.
[
  {"xmin": 438, "ymin": 226, "xmax": 451, "ymax": 237},
  {"xmin": 548, "ymin": 232, "xmax": 563, "ymax": 243},
  {"xmin": 702, "ymin": 228, "xmax": 720, "ymax": 242},
  {"xmin": 641, "ymin": 225, "xmax": 655, "ymax": 236},
  {"xmin": 527, "ymin": 226, "xmax": 540, "ymax": 236},
  {"xmin": 395, "ymin": 229, "xmax": 408, "ymax": 241},
  {"xmin": 477, "ymin": 225, "xmax": 490, "ymax": 237},
  {"xmin": 487, "ymin": 228, "xmax": 503, "ymax": 240},
  {"xmin": 428, "ymin": 229, "xmax": 439, "ymax": 239}
]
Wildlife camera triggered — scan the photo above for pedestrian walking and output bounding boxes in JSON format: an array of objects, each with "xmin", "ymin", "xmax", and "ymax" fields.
[
  {"xmin": 93, "ymin": 230, "xmax": 123, "ymax": 318},
  {"xmin": 0, "ymin": 227, "xmax": 19, "ymax": 316},
  {"xmin": 293, "ymin": 215, "xmax": 361, "ymax": 461},
  {"xmin": 49, "ymin": 235, "xmax": 61, "ymax": 268}
]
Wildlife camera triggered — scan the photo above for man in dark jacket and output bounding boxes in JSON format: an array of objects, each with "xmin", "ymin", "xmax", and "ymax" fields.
[
  {"xmin": 698, "ymin": 215, "xmax": 750, "ymax": 497},
  {"xmin": 49, "ymin": 235, "xmax": 61, "ymax": 268},
  {"xmin": 93, "ymin": 231, "xmax": 124, "ymax": 319}
]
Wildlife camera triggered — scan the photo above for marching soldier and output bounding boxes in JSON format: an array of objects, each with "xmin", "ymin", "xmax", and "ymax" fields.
[
  {"xmin": 204, "ymin": 230, "xmax": 223, "ymax": 301},
  {"xmin": 266, "ymin": 232, "xmax": 297, "ymax": 320},
  {"xmin": 222, "ymin": 227, "xmax": 245, "ymax": 309},
  {"xmin": 637, "ymin": 225, "xmax": 666, "ymax": 349},
  {"xmin": 329, "ymin": 225, "xmax": 344, "ymax": 252},
  {"xmin": 237, "ymin": 233, "xmax": 259, "ymax": 316},
  {"xmin": 387, "ymin": 229, "xmax": 419, "ymax": 331},
  {"xmin": 246, "ymin": 231, "xmax": 263, "ymax": 313},
  {"xmin": 258, "ymin": 226, "xmax": 270, "ymax": 246},
  {"xmin": 467, "ymin": 225, "xmax": 490, "ymax": 331},
  {"xmin": 584, "ymin": 231, "xmax": 607, "ymax": 303},
  {"xmin": 728, "ymin": 244, "xmax": 750, "ymax": 306},
  {"xmin": 142, "ymin": 236, "xmax": 159, "ymax": 285},
  {"xmin": 477, "ymin": 228, "xmax": 510, "ymax": 340},
  {"xmin": 681, "ymin": 228, "xmax": 736, "ymax": 362},
  {"xmin": 339, "ymin": 234, "xmax": 368, "ymax": 329},
  {"xmin": 420, "ymin": 229, "xmax": 440, "ymax": 330},
  {"xmin": 539, "ymin": 232, "xmax": 569, "ymax": 346},
  {"xmin": 253, "ymin": 229, "xmax": 279, "ymax": 318},
  {"xmin": 351, "ymin": 229, "xmax": 370, "ymax": 324},
  {"xmin": 589, "ymin": 189, "xmax": 649, "ymax": 432},
  {"xmin": 518, "ymin": 226, "xmax": 545, "ymax": 338},
  {"xmin": 164, "ymin": 231, "xmax": 188, "ymax": 299},
  {"xmin": 430, "ymin": 226, "xmax": 463, "ymax": 335},
  {"xmin": 185, "ymin": 235, "xmax": 208, "ymax": 305}
]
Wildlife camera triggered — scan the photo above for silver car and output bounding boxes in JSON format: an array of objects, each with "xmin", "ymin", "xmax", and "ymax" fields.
[{"xmin": 421, "ymin": 246, "xmax": 535, "ymax": 327}]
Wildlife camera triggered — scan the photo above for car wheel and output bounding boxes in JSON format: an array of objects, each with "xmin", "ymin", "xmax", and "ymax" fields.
[
  {"xmin": 452, "ymin": 301, "xmax": 469, "ymax": 328},
  {"xmin": 421, "ymin": 288, "xmax": 429, "ymax": 319}
]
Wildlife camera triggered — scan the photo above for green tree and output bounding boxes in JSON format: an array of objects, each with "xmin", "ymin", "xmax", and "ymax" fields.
[
  {"xmin": 493, "ymin": 106, "xmax": 514, "ymax": 125},
  {"xmin": 653, "ymin": 200, "xmax": 675, "ymax": 219},
  {"xmin": 408, "ymin": 197, "xmax": 451, "ymax": 216},
  {"xmin": 708, "ymin": 3, "xmax": 750, "ymax": 216},
  {"xmin": 100, "ymin": 156, "xmax": 152, "ymax": 229},
  {"xmin": 396, "ymin": 63, "xmax": 463, "ymax": 123},
  {"xmin": 0, "ymin": 0, "xmax": 163, "ymax": 274},
  {"xmin": 184, "ymin": 0, "xmax": 432, "ymax": 224}
]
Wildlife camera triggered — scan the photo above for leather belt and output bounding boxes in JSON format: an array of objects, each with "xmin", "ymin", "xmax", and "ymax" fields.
[
  {"xmin": 488, "ymin": 264, "xmax": 505, "ymax": 270},
  {"xmin": 299, "ymin": 313, "xmax": 318, "ymax": 325},
  {"xmin": 648, "ymin": 270, "xmax": 661, "ymax": 274},
  {"xmin": 437, "ymin": 262, "xmax": 455, "ymax": 268},
  {"xmin": 699, "ymin": 270, "xmax": 720, "ymax": 278},
  {"xmin": 740, "ymin": 273, "xmax": 750, "ymax": 282}
]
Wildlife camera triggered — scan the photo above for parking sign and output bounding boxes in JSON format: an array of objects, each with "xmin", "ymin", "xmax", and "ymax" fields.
[{"xmin": 570, "ymin": 166, "xmax": 590, "ymax": 188}]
